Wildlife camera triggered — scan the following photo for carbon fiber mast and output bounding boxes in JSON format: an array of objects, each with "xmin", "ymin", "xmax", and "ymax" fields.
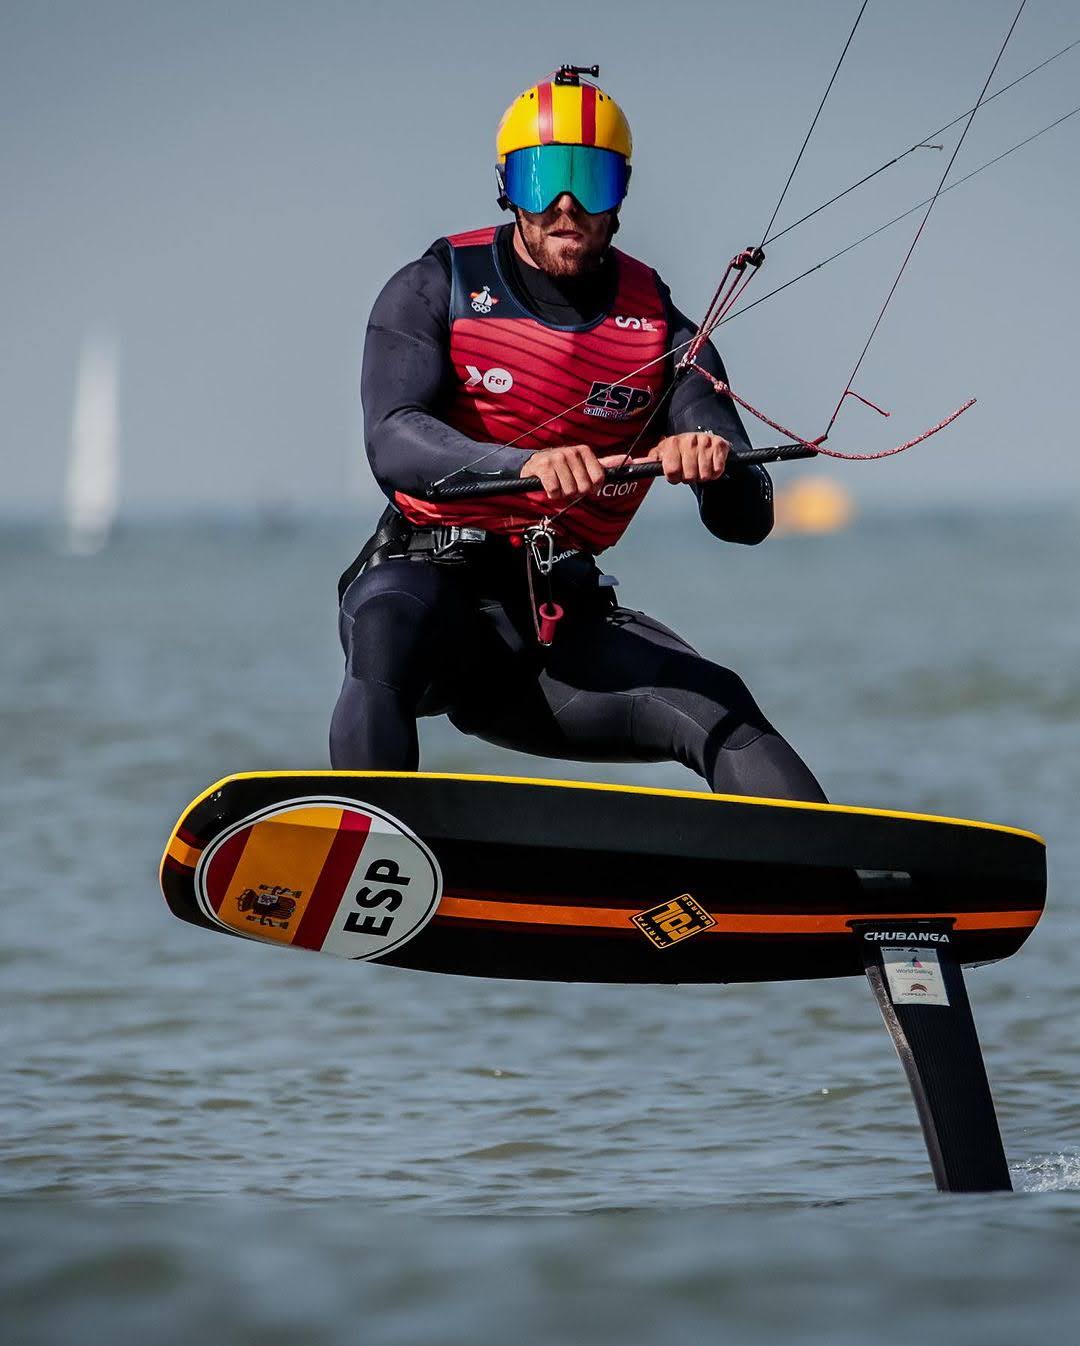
[{"xmin": 856, "ymin": 920, "xmax": 1011, "ymax": 1192}]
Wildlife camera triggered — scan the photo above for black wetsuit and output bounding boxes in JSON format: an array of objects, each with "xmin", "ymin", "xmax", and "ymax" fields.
[{"xmin": 330, "ymin": 224, "xmax": 825, "ymax": 802}]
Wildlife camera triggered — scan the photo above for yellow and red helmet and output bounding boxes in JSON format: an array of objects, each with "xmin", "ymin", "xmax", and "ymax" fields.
[{"xmin": 496, "ymin": 65, "xmax": 632, "ymax": 215}]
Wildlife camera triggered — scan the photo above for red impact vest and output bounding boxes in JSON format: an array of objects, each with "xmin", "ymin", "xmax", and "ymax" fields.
[{"xmin": 393, "ymin": 226, "xmax": 670, "ymax": 553}]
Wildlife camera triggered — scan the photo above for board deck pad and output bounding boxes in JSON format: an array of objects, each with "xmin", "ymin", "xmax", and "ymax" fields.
[{"xmin": 160, "ymin": 772, "xmax": 1046, "ymax": 985}]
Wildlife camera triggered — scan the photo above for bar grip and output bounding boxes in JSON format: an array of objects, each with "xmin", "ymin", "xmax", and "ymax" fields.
[{"xmin": 427, "ymin": 442, "xmax": 816, "ymax": 500}]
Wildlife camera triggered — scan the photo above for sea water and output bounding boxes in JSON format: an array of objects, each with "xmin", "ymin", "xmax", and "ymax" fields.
[{"xmin": 2, "ymin": 504, "xmax": 1077, "ymax": 1344}]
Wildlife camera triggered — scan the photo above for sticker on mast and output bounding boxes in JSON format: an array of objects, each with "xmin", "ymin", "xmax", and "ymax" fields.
[
  {"xmin": 881, "ymin": 947, "xmax": 950, "ymax": 1006},
  {"xmin": 193, "ymin": 798, "xmax": 442, "ymax": 960}
]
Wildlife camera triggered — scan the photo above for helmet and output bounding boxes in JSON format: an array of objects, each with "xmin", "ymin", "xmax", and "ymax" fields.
[{"xmin": 496, "ymin": 65, "xmax": 632, "ymax": 215}]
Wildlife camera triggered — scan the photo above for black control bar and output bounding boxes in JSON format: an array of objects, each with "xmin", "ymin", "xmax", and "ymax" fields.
[{"xmin": 427, "ymin": 442, "xmax": 817, "ymax": 500}]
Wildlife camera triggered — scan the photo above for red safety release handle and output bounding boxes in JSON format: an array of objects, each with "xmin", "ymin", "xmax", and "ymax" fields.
[{"xmin": 537, "ymin": 602, "xmax": 564, "ymax": 645}]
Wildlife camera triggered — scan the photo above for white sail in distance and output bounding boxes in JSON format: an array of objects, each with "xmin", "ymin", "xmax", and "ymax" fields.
[{"xmin": 64, "ymin": 333, "xmax": 119, "ymax": 554}]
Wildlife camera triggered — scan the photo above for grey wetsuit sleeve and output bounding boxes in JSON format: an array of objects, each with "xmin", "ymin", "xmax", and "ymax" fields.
[
  {"xmin": 361, "ymin": 252, "xmax": 526, "ymax": 497},
  {"xmin": 663, "ymin": 292, "xmax": 774, "ymax": 546}
]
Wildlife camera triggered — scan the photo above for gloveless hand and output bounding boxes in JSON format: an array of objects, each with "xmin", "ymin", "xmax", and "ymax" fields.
[
  {"xmin": 520, "ymin": 445, "xmax": 632, "ymax": 501},
  {"xmin": 647, "ymin": 432, "xmax": 731, "ymax": 483}
]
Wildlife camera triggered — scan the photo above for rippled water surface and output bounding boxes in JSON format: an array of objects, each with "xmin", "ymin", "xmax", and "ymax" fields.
[{"xmin": 2, "ymin": 507, "xmax": 1078, "ymax": 1343}]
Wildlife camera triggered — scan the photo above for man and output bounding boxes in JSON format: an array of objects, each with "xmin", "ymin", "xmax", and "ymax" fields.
[{"xmin": 331, "ymin": 66, "xmax": 825, "ymax": 803}]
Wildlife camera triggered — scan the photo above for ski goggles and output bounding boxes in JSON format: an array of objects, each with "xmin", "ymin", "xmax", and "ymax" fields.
[{"xmin": 501, "ymin": 144, "xmax": 631, "ymax": 215}]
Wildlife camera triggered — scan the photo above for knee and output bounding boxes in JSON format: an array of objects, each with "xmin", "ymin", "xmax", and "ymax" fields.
[
  {"xmin": 340, "ymin": 566, "xmax": 445, "ymax": 692},
  {"xmin": 651, "ymin": 655, "xmax": 774, "ymax": 751},
  {"xmin": 346, "ymin": 592, "xmax": 432, "ymax": 689},
  {"xmin": 699, "ymin": 664, "xmax": 772, "ymax": 748}
]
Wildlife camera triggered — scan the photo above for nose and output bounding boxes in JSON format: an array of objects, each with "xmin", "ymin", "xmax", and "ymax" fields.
[{"xmin": 553, "ymin": 192, "xmax": 581, "ymax": 214}]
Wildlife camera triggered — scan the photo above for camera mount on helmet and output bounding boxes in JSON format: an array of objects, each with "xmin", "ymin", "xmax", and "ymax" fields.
[{"xmin": 553, "ymin": 63, "xmax": 600, "ymax": 86}]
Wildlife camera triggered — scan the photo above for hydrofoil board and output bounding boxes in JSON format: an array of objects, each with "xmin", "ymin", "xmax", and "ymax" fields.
[{"xmin": 160, "ymin": 771, "xmax": 1045, "ymax": 985}]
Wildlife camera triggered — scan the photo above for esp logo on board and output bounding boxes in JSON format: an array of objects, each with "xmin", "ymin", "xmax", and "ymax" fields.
[{"xmin": 344, "ymin": 857, "xmax": 412, "ymax": 939}]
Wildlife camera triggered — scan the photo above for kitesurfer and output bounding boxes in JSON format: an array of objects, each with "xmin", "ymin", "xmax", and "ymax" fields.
[{"xmin": 331, "ymin": 66, "xmax": 826, "ymax": 803}]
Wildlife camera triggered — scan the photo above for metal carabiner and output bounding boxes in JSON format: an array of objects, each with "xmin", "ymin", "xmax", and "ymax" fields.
[{"xmin": 523, "ymin": 519, "xmax": 557, "ymax": 577}]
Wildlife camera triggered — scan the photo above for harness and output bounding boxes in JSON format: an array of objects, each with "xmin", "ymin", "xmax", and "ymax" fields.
[{"xmin": 337, "ymin": 504, "xmax": 614, "ymax": 646}]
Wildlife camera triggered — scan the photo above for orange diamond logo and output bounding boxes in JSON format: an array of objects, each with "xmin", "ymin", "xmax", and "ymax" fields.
[{"xmin": 631, "ymin": 893, "xmax": 715, "ymax": 949}]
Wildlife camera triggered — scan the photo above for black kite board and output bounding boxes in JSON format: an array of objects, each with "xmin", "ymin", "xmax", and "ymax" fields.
[
  {"xmin": 160, "ymin": 772, "xmax": 1046, "ymax": 1193},
  {"xmin": 160, "ymin": 771, "xmax": 1044, "ymax": 984}
]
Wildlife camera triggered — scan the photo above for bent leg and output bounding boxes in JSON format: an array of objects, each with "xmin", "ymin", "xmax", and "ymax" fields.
[
  {"xmin": 617, "ymin": 614, "xmax": 825, "ymax": 800},
  {"xmin": 533, "ymin": 608, "xmax": 827, "ymax": 802},
  {"xmin": 330, "ymin": 560, "xmax": 459, "ymax": 770}
]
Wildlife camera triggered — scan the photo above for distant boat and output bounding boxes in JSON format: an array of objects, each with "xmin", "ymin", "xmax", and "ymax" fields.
[{"xmin": 64, "ymin": 334, "xmax": 119, "ymax": 554}]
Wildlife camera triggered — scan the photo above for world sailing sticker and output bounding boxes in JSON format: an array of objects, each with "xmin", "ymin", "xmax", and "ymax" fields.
[
  {"xmin": 881, "ymin": 947, "xmax": 950, "ymax": 1006},
  {"xmin": 193, "ymin": 797, "xmax": 442, "ymax": 960}
]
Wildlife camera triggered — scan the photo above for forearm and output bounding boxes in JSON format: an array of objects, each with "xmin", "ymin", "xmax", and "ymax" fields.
[
  {"xmin": 695, "ymin": 461, "xmax": 774, "ymax": 543},
  {"xmin": 666, "ymin": 333, "xmax": 753, "ymax": 454},
  {"xmin": 664, "ymin": 312, "xmax": 773, "ymax": 544}
]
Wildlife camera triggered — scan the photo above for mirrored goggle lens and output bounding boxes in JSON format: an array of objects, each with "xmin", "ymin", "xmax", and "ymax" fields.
[{"xmin": 503, "ymin": 145, "xmax": 630, "ymax": 215}]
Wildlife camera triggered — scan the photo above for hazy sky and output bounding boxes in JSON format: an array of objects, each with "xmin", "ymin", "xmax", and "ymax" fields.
[{"xmin": 2, "ymin": 0, "xmax": 1078, "ymax": 516}]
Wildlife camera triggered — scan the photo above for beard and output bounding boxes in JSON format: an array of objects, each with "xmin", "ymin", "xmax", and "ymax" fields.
[{"xmin": 516, "ymin": 209, "xmax": 615, "ymax": 277}]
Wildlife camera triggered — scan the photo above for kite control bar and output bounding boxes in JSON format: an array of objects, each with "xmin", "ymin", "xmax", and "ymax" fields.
[{"xmin": 427, "ymin": 442, "xmax": 817, "ymax": 501}]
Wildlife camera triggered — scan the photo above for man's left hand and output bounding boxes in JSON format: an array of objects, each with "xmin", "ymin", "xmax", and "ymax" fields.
[{"xmin": 647, "ymin": 432, "xmax": 731, "ymax": 484}]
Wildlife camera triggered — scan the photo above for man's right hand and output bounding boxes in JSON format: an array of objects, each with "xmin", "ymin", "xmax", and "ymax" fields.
[{"xmin": 520, "ymin": 446, "xmax": 628, "ymax": 501}]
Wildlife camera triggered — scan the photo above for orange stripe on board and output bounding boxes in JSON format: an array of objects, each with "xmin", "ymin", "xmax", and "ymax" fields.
[
  {"xmin": 436, "ymin": 897, "xmax": 1041, "ymax": 936},
  {"xmin": 167, "ymin": 835, "xmax": 203, "ymax": 869}
]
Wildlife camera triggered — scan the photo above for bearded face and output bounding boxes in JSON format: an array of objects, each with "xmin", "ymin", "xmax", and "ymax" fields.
[{"xmin": 513, "ymin": 194, "xmax": 617, "ymax": 278}]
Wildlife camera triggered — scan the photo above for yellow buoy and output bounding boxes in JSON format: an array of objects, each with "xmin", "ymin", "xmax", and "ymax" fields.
[{"xmin": 773, "ymin": 476, "xmax": 855, "ymax": 536}]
